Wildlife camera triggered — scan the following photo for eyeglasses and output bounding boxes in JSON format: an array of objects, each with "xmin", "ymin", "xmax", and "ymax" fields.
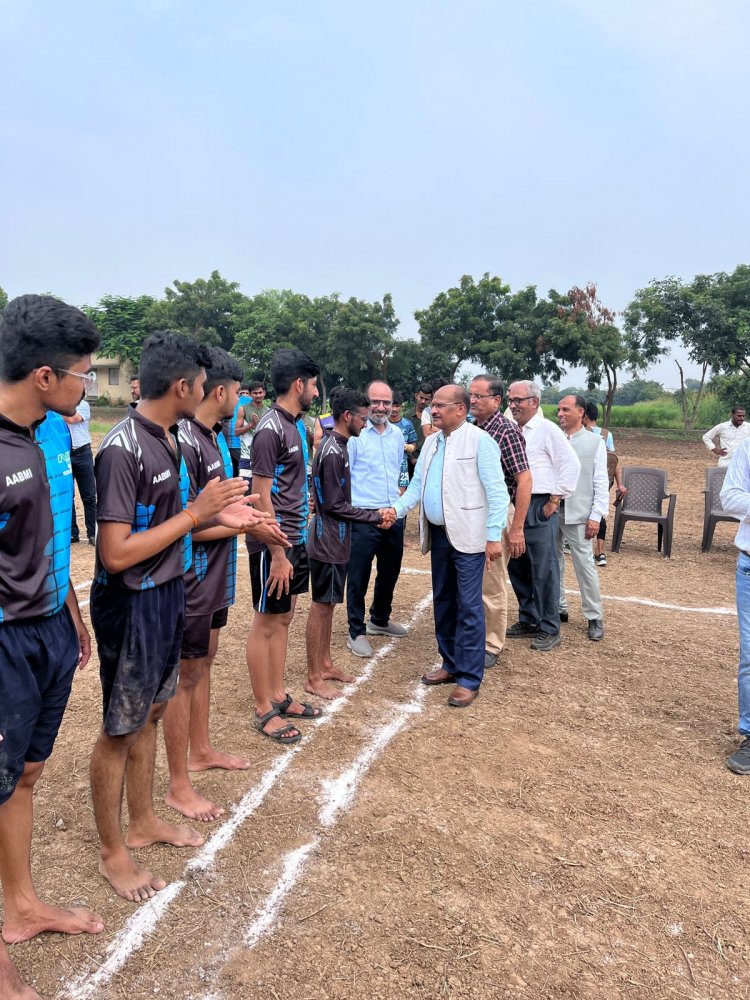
[
  {"xmin": 368, "ymin": 399, "xmax": 393, "ymax": 407},
  {"xmin": 430, "ymin": 402, "xmax": 458, "ymax": 411},
  {"xmin": 350, "ymin": 411, "xmax": 369, "ymax": 421},
  {"xmin": 55, "ymin": 368, "xmax": 97, "ymax": 384},
  {"xmin": 469, "ymin": 392, "xmax": 499, "ymax": 401},
  {"xmin": 507, "ymin": 396, "xmax": 534, "ymax": 406}
]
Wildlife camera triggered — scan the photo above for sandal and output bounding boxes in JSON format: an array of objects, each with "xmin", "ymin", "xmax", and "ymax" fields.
[
  {"xmin": 271, "ymin": 693, "xmax": 322, "ymax": 720},
  {"xmin": 253, "ymin": 708, "xmax": 302, "ymax": 744}
]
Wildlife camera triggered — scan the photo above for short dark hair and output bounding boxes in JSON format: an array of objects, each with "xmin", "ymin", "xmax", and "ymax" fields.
[
  {"xmin": 138, "ymin": 331, "xmax": 212, "ymax": 400},
  {"xmin": 130, "ymin": 374, "xmax": 139, "ymax": 383},
  {"xmin": 203, "ymin": 347, "xmax": 244, "ymax": 395},
  {"xmin": 432, "ymin": 377, "xmax": 449, "ymax": 391},
  {"xmin": 574, "ymin": 395, "xmax": 587, "ymax": 412},
  {"xmin": 0, "ymin": 294, "xmax": 100, "ymax": 383},
  {"xmin": 732, "ymin": 405, "xmax": 746, "ymax": 414},
  {"xmin": 473, "ymin": 373, "xmax": 504, "ymax": 399},
  {"xmin": 585, "ymin": 401, "xmax": 599, "ymax": 422},
  {"xmin": 416, "ymin": 383, "xmax": 433, "ymax": 396},
  {"xmin": 331, "ymin": 387, "xmax": 369, "ymax": 421},
  {"xmin": 392, "ymin": 391, "xmax": 404, "ymax": 406},
  {"xmin": 248, "ymin": 380, "xmax": 265, "ymax": 392},
  {"xmin": 270, "ymin": 348, "xmax": 320, "ymax": 395}
]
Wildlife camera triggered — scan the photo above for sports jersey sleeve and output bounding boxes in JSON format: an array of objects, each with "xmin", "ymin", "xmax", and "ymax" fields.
[
  {"xmin": 95, "ymin": 443, "xmax": 140, "ymax": 524},
  {"xmin": 181, "ymin": 441, "xmax": 202, "ymax": 503},
  {"xmin": 250, "ymin": 425, "xmax": 279, "ymax": 480},
  {"xmin": 316, "ymin": 448, "xmax": 380, "ymax": 525}
]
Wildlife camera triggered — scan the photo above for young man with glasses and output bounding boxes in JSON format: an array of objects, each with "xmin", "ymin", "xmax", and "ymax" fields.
[
  {"xmin": 306, "ymin": 388, "xmax": 393, "ymax": 697},
  {"xmin": 346, "ymin": 380, "xmax": 407, "ymax": 657},
  {"xmin": 64, "ymin": 378, "xmax": 98, "ymax": 546}
]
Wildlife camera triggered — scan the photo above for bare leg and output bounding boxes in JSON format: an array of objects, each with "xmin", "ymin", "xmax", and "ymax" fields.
[
  {"xmin": 163, "ymin": 659, "xmax": 225, "ymax": 822},
  {"xmin": 188, "ymin": 630, "xmax": 250, "ymax": 772},
  {"xmin": 305, "ymin": 602, "xmax": 347, "ymax": 699},
  {"xmin": 0, "ymin": 762, "xmax": 103, "ymax": 943},
  {"xmin": 246, "ymin": 605, "xmax": 301, "ymax": 739},
  {"xmin": 124, "ymin": 704, "xmax": 203, "ymax": 850},
  {"xmin": 0, "ymin": 939, "xmax": 39, "ymax": 1000},
  {"xmin": 90, "ymin": 723, "xmax": 169, "ymax": 902}
]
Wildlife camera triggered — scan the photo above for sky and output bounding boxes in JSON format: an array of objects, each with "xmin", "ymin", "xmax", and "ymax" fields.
[{"xmin": 2, "ymin": 0, "xmax": 749, "ymax": 389}]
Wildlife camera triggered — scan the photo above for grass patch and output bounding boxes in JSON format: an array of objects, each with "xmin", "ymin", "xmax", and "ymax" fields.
[{"xmin": 542, "ymin": 393, "xmax": 728, "ymax": 431}]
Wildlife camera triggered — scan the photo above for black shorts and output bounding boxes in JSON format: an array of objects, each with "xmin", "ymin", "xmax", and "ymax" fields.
[
  {"xmin": 181, "ymin": 606, "xmax": 229, "ymax": 660},
  {"xmin": 0, "ymin": 608, "xmax": 79, "ymax": 805},
  {"xmin": 309, "ymin": 558, "xmax": 347, "ymax": 605},
  {"xmin": 91, "ymin": 577, "xmax": 185, "ymax": 736},
  {"xmin": 249, "ymin": 544, "xmax": 309, "ymax": 615}
]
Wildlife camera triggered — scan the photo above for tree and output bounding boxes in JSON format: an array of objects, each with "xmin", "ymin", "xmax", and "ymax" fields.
[
  {"xmin": 483, "ymin": 285, "xmax": 561, "ymax": 384},
  {"xmin": 231, "ymin": 289, "xmax": 302, "ymax": 382},
  {"xmin": 83, "ymin": 294, "xmax": 157, "ymax": 368},
  {"xmin": 613, "ymin": 379, "xmax": 665, "ymax": 405},
  {"xmin": 150, "ymin": 270, "xmax": 247, "ymax": 350},
  {"xmin": 0, "ymin": 286, "xmax": 7, "ymax": 311},
  {"xmin": 327, "ymin": 294, "xmax": 399, "ymax": 390}
]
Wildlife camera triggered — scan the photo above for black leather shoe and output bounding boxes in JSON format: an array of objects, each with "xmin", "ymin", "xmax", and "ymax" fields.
[
  {"xmin": 587, "ymin": 619, "xmax": 604, "ymax": 641},
  {"xmin": 506, "ymin": 621, "xmax": 540, "ymax": 639},
  {"xmin": 559, "ymin": 610, "xmax": 569, "ymax": 623},
  {"xmin": 530, "ymin": 632, "xmax": 562, "ymax": 652}
]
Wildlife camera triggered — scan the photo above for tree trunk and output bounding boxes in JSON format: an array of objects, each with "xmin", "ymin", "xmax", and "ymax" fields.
[{"xmin": 601, "ymin": 365, "xmax": 617, "ymax": 433}]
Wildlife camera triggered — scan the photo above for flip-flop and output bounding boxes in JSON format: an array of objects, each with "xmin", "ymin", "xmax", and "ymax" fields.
[
  {"xmin": 253, "ymin": 708, "xmax": 302, "ymax": 744},
  {"xmin": 271, "ymin": 693, "xmax": 323, "ymax": 720}
]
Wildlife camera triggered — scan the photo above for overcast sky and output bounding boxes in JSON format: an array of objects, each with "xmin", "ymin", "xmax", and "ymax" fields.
[{"xmin": 2, "ymin": 0, "xmax": 748, "ymax": 388}]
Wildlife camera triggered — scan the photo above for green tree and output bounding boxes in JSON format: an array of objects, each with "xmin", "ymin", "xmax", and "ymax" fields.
[
  {"xmin": 613, "ymin": 379, "xmax": 665, "ymax": 405},
  {"xmin": 83, "ymin": 294, "xmax": 157, "ymax": 368},
  {"xmin": 151, "ymin": 270, "xmax": 247, "ymax": 350},
  {"xmin": 0, "ymin": 286, "xmax": 8, "ymax": 311},
  {"xmin": 231, "ymin": 289, "xmax": 302, "ymax": 382}
]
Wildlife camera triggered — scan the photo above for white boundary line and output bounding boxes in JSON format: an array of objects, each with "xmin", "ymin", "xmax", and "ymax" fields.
[
  {"xmin": 564, "ymin": 589, "xmax": 737, "ymax": 617},
  {"xmin": 62, "ymin": 592, "xmax": 435, "ymax": 1000}
]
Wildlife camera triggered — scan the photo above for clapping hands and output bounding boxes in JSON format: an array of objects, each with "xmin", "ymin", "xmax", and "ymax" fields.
[{"xmin": 377, "ymin": 507, "xmax": 397, "ymax": 530}]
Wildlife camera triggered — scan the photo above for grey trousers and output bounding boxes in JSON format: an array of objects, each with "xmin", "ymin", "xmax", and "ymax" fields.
[{"xmin": 557, "ymin": 521, "xmax": 604, "ymax": 620}]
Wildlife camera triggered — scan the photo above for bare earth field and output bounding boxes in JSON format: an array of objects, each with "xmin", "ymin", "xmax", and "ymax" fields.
[{"xmin": 10, "ymin": 430, "xmax": 750, "ymax": 1000}]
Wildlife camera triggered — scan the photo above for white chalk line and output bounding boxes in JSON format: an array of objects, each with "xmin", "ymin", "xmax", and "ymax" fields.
[
  {"xmin": 61, "ymin": 589, "xmax": 435, "ymax": 999},
  {"xmin": 565, "ymin": 589, "xmax": 737, "ymax": 617},
  {"xmin": 243, "ymin": 841, "xmax": 320, "ymax": 948}
]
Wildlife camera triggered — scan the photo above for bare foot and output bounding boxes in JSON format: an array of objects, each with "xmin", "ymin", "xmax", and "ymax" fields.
[
  {"xmin": 305, "ymin": 679, "xmax": 344, "ymax": 701},
  {"xmin": 2, "ymin": 903, "xmax": 104, "ymax": 944},
  {"xmin": 165, "ymin": 786, "xmax": 225, "ymax": 822},
  {"xmin": 98, "ymin": 851, "xmax": 167, "ymax": 903},
  {"xmin": 188, "ymin": 749, "xmax": 251, "ymax": 772},
  {"xmin": 322, "ymin": 666, "xmax": 355, "ymax": 684},
  {"xmin": 125, "ymin": 818, "xmax": 203, "ymax": 850},
  {"xmin": 0, "ymin": 949, "xmax": 40, "ymax": 999}
]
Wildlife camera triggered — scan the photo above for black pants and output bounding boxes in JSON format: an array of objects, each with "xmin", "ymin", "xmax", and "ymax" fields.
[
  {"xmin": 508, "ymin": 495, "xmax": 560, "ymax": 637},
  {"xmin": 346, "ymin": 519, "xmax": 405, "ymax": 639},
  {"xmin": 70, "ymin": 444, "xmax": 97, "ymax": 542},
  {"xmin": 228, "ymin": 448, "xmax": 240, "ymax": 478}
]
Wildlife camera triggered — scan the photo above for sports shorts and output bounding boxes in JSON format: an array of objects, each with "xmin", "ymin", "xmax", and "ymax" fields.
[
  {"xmin": 91, "ymin": 577, "xmax": 185, "ymax": 736},
  {"xmin": 309, "ymin": 558, "xmax": 347, "ymax": 605},
  {"xmin": 249, "ymin": 543, "xmax": 309, "ymax": 615},
  {"xmin": 0, "ymin": 608, "xmax": 79, "ymax": 805},
  {"xmin": 181, "ymin": 605, "xmax": 229, "ymax": 660}
]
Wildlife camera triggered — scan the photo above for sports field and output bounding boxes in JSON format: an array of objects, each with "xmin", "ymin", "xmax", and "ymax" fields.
[{"xmin": 15, "ymin": 430, "xmax": 747, "ymax": 1000}]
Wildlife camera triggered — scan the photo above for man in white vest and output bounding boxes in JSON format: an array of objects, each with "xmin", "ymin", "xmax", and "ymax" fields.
[
  {"xmin": 386, "ymin": 385, "xmax": 509, "ymax": 707},
  {"xmin": 556, "ymin": 395, "xmax": 607, "ymax": 641}
]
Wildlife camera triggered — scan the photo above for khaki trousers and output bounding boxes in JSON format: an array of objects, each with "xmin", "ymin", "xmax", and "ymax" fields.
[{"xmin": 483, "ymin": 503, "xmax": 514, "ymax": 654}]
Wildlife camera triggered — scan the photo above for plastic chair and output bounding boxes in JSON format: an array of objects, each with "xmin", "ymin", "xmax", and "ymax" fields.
[
  {"xmin": 611, "ymin": 466, "xmax": 677, "ymax": 558},
  {"xmin": 702, "ymin": 466, "xmax": 740, "ymax": 552}
]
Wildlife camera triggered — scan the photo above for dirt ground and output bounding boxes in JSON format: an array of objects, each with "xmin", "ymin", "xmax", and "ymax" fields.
[{"xmin": 10, "ymin": 430, "xmax": 750, "ymax": 999}]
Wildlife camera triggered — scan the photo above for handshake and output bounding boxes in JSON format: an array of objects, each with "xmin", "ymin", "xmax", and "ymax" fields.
[{"xmin": 377, "ymin": 507, "xmax": 398, "ymax": 530}]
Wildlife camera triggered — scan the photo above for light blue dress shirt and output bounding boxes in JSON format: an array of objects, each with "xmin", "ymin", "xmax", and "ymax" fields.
[
  {"xmin": 69, "ymin": 400, "xmax": 91, "ymax": 449},
  {"xmin": 721, "ymin": 439, "xmax": 750, "ymax": 551},
  {"xmin": 348, "ymin": 420, "xmax": 405, "ymax": 508},
  {"xmin": 394, "ymin": 426, "xmax": 508, "ymax": 541}
]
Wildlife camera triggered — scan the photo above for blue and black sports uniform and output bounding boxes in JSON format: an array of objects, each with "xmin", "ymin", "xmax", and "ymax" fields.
[
  {"xmin": 91, "ymin": 408, "xmax": 191, "ymax": 735},
  {"xmin": 0, "ymin": 411, "xmax": 79, "ymax": 804}
]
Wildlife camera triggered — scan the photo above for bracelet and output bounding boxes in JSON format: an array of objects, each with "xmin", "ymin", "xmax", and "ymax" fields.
[{"xmin": 183, "ymin": 508, "xmax": 199, "ymax": 529}]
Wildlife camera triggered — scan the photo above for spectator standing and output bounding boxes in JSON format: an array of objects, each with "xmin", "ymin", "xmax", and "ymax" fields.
[
  {"xmin": 583, "ymin": 400, "xmax": 626, "ymax": 567},
  {"xmin": 703, "ymin": 407, "xmax": 750, "ymax": 467},
  {"xmin": 505, "ymin": 381, "xmax": 580, "ymax": 652},
  {"xmin": 221, "ymin": 385, "xmax": 249, "ymax": 477},
  {"xmin": 389, "ymin": 392, "xmax": 418, "ymax": 491},
  {"xmin": 65, "ymin": 392, "xmax": 97, "ymax": 545},
  {"xmin": 469, "ymin": 375, "xmax": 532, "ymax": 667},
  {"xmin": 235, "ymin": 380, "xmax": 271, "ymax": 483},
  {"xmin": 403, "ymin": 384, "xmax": 433, "ymax": 478},
  {"xmin": 346, "ymin": 381, "xmax": 406, "ymax": 657}
]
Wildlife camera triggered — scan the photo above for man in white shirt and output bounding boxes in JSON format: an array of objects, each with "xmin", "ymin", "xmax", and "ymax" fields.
[
  {"xmin": 703, "ymin": 407, "xmax": 750, "ymax": 467},
  {"xmin": 556, "ymin": 395, "xmax": 608, "ymax": 641},
  {"xmin": 63, "ymin": 392, "xmax": 97, "ymax": 545},
  {"xmin": 505, "ymin": 381, "xmax": 580, "ymax": 651}
]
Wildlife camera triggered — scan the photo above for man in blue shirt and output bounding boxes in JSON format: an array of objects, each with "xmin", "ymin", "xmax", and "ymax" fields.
[
  {"xmin": 64, "ymin": 392, "xmax": 97, "ymax": 545},
  {"xmin": 346, "ymin": 380, "xmax": 407, "ymax": 657}
]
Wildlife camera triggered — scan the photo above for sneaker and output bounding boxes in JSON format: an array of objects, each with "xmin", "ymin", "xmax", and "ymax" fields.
[
  {"xmin": 506, "ymin": 621, "xmax": 540, "ymax": 639},
  {"xmin": 596, "ymin": 553, "xmax": 607, "ymax": 567},
  {"xmin": 727, "ymin": 737, "xmax": 750, "ymax": 775},
  {"xmin": 484, "ymin": 650, "xmax": 499, "ymax": 669},
  {"xmin": 366, "ymin": 620, "xmax": 408, "ymax": 637},
  {"xmin": 346, "ymin": 635, "xmax": 374, "ymax": 658},
  {"xmin": 530, "ymin": 632, "xmax": 562, "ymax": 652},
  {"xmin": 559, "ymin": 610, "xmax": 569, "ymax": 623},
  {"xmin": 88, "ymin": 536, "xmax": 96, "ymax": 546},
  {"xmin": 587, "ymin": 619, "xmax": 604, "ymax": 641}
]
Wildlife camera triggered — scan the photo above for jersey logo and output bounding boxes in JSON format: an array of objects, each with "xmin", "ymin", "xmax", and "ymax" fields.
[
  {"xmin": 206, "ymin": 459, "xmax": 221, "ymax": 474},
  {"xmin": 152, "ymin": 469, "xmax": 172, "ymax": 484},
  {"xmin": 5, "ymin": 468, "xmax": 33, "ymax": 487},
  {"xmin": 288, "ymin": 445, "xmax": 300, "ymax": 454}
]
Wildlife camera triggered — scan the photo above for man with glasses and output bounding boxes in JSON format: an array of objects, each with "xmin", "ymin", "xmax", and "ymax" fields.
[
  {"xmin": 469, "ymin": 375, "xmax": 532, "ymax": 667},
  {"xmin": 505, "ymin": 381, "xmax": 580, "ymax": 652},
  {"xmin": 64, "ymin": 377, "xmax": 98, "ymax": 546},
  {"xmin": 346, "ymin": 380, "xmax": 406, "ymax": 657},
  {"xmin": 306, "ymin": 388, "xmax": 393, "ymax": 696}
]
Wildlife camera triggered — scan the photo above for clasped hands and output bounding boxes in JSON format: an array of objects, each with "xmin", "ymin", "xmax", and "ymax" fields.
[{"xmin": 377, "ymin": 507, "xmax": 398, "ymax": 530}]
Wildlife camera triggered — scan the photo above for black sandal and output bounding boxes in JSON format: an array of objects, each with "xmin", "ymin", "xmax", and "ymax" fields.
[
  {"xmin": 271, "ymin": 693, "xmax": 322, "ymax": 720},
  {"xmin": 253, "ymin": 708, "xmax": 302, "ymax": 744}
]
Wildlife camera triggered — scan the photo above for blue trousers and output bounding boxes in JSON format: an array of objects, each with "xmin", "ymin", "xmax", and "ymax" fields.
[
  {"xmin": 507, "ymin": 495, "xmax": 560, "ymax": 637},
  {"xmin": 736, "ymin": 551, "xmax": 750, "ymax": 735},
  {"xmin": 430, "ymin": 525, "xmax": 486, "ymax": 691}
]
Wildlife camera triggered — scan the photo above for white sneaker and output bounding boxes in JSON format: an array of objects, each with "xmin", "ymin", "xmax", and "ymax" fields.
[
  {"xmin": 366, "ymin": 620, "xmax": 408, "ymax": 637},
  {"xmin": 347, "ymin": 635, "xmax": 374, "ymax": 657},
  {"xmin": 596, "ymin": 553, "xmax": 607, "ymax": 567}
]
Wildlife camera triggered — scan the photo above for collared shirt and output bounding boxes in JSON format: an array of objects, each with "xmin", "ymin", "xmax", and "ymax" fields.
[
  {"xmin": 308, "ymin": 432, "xmax": 381, "ymax": 564},
  {"xmin": 703, "ymin": 420, "xmax": 750, "ymax": 467},
  {"xmin": 520, "ymin": 411, "xmax": 580, "ymax": 498},
  {"xmin": 393, "ymin": 426, "xmax": 508, "ymax": 541},
  {"xmin": 69, "ymin": 399, "xmax": 91, "ymax": 449},
  {"xmin": 720, "ymin": 439, "xmax": 750, "ymax": 551},
  {"xmin": 478, "ymin": 410, "xmax": 529, "ymax": 503},
  {"xmin": 94, "ymin": 408, "xmax": 191, "ymax": 591},
  {"xmin": 0, "ymin": 411, "xmax": 73, "ymax": 621},
  {"xmin": 348, "ymin": 419, "xmax": 404, "ymax": 508},
  {"xmin": 179, "ymin": 418, "xmax": 237, "ymax": 615},
  {"xmin": 250, "ymin": 403, "xmax": 309, "ymax": 545}
]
